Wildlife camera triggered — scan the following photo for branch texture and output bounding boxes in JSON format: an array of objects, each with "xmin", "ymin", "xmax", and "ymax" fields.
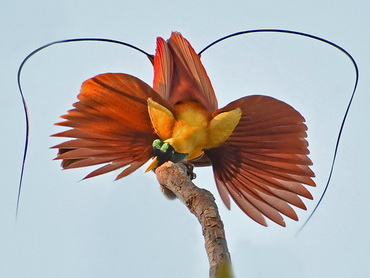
[{"xmin": 155, "ymin": 161, "xmax": 233, "ymax": 278}]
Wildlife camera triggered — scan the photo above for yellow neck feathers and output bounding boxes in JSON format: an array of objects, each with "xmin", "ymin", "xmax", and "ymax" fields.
[{"xmin": 147, "ymin": 98, "xmax": 241, "ymax": 161}]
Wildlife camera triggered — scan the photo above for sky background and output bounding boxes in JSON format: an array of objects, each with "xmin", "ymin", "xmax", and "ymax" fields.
[{"xmin": 1, "ymin": 1, "xmax": 369, "ymax": 277}]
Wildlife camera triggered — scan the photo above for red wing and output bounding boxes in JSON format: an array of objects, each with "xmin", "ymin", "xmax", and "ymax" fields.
[
  {"xmin": 52, "ymin": 73, "xmax": 167, "ymax": 180},
  {"xmin": 152, "ymin": 32, "xmax": 218, "ymax": 112},
  {"xmin": 206, "ymin": 95, "xmax": 315, "ymax": 226}
]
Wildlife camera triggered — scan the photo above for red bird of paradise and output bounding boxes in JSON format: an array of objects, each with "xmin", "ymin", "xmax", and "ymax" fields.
[{"xmin": 52, "ymin": 32, "xmax": 315, "ymax": 227}]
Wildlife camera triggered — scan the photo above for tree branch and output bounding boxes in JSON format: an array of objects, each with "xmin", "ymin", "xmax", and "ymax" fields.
[{"xmin": 155, "ymin": 161, "xmax": 233, "ymax": 278}]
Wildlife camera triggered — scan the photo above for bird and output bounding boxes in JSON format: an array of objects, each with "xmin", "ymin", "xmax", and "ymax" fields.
[{"xmin": 52, "ymin": 32, "xmax": 315, "ymax": 227}]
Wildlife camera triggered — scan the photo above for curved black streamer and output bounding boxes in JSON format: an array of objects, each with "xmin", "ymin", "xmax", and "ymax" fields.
[
  {"xmin": 16, "ymin": 38, "xmax": 152, "ymax": 218},
  {"xmin": 199, "ymin": 29, "xmax": 359, "ymax": 233},
  {"xmin": 17, "ymin": 31, "xmax": 358, "ymax": 233}
]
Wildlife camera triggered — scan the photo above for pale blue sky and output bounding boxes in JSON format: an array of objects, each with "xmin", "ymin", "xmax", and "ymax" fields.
[{"xmin": 1, "ymin": 1, "xmax": 369, "ymax": 277}]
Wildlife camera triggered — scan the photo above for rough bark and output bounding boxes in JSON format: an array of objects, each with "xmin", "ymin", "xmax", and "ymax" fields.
[{"xmin": 155, "ymin": 161, "xmax": 233, "ymax": 278}]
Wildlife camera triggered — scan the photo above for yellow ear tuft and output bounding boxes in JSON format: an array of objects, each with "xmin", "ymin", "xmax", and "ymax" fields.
[
  {"xmin": 207, "ymin": 107, "xmax": 242, "ymax": 148},
  {"xmin": 147, "ymin": 98, "xmax": 175, "ymax": 140}
]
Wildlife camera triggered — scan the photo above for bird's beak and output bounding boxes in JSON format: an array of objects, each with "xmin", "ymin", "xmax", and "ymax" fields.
[{"xmin": 145, "ymin": 156, "xmax": 159, "ymax": 172}]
